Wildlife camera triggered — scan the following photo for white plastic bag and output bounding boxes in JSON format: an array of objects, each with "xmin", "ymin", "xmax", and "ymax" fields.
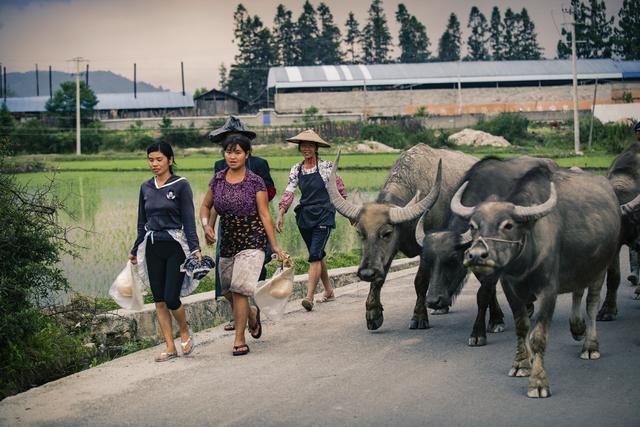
[
  {"xmin": 254, "ymin": 256, "xmax": 294, "ymax": 321},
  {"xmin": 108, "ymin": 261, "xmax": 144, "ymax": 311}
]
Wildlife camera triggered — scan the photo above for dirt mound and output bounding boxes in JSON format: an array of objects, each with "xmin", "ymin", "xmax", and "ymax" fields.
[{"xmin": 448, "ymin": 129, "xmax": 511, "ymax": 147}]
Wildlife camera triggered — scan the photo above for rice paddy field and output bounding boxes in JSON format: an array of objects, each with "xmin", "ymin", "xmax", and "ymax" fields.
[{"xmin": 14, "ymin": 147, "xmax": 617, "ymax": 297}]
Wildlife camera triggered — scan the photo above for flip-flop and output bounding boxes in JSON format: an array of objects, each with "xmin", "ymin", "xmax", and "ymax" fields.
[
  {"xmin": 155, "ymin": 352, "xmax": 178, "ymax": 362},
  {"xmin": 232, "ymin": 344, "xmax": 250, "ymax": 356},
  {"xmin": 301, "ymin": 297, "xmax": 314, "ymax": 311},
  {"xmin": 317, "ymin": 292, "xmax": 335, "ymax": 303},
  {"xmin": 180, "ymin": 327, "xmax": 195, "ymax": 356},
  {"xmin": 224, "ymin": 321, "xmax": 235, "ymax": 331},
  {"xmin": 249, "ymin": 305, "xmax": 262, "ymax": 339}
]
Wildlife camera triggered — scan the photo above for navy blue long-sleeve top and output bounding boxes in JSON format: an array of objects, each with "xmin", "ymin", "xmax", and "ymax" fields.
[{"xmin": 131, "ymin": 175, "xmax": 200, "ymax": 256}]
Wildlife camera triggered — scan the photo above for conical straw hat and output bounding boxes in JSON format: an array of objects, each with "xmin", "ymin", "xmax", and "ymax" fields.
[{"xmin": 286, "ymin": 129, "xmax": 330, "ymax": 147}]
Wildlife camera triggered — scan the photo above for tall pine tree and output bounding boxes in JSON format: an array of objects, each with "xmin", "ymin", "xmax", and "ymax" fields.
[
  {"xmin": 227, "ymin": 5, "xmax": 275, "ymax": 107},
  {"xmin": 437, "ymin": 13, "xmax": 462, "ymax": 61},
  {"xmin": 502, "ymin": 8, "xmax": 518, "ymax": 59},
  {"xmin": 489, "ymin": 6, "xmax": 504, "ymax": 60},
  {"xmin": 396, "ymin": 3, "xmax": 430, "ymax": 63},
  {"xmin": 295, "ymin": 1, "xmax": 320, "ymax": 65},
  {"xmin": 317, "ymin": 2, "xmax": 343, "ymax": 64},
  {"xmin": 465, "ymin": 6, "xmax": 489, "ymax": 60},
  {"xmin": 517, "ymin": 8, "xmax": 542, "ymax": 59},
  {"xmin": 344, "ymin": 11, "xmax": 361, "ymax": 64},
  {"xmin": 613, "ymin": 0, "xmax": 640, "ymax": 59},
  {"xmin": 361, "ymin": 0, "xmax": 393, "ymax": 64},
  {"xmin": 273, "ymin": 4, "xmax": 298, "ymax": 66},
  {"xmin": 557, "ymin": 0, "xmax": 612, "ymax": 58},
  {"xmin": 218, "ymin": 63, "xmax": 228, "ymax": 92}
]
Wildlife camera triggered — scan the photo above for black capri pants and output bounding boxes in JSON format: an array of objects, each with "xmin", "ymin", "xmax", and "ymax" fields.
[
  {"xmin": 299, "ymin": 225, "xmax": 332, "ymax": 262},
  {"xmin": 145, "ymin": 238, "xmax": 186, "ymax": 310}
]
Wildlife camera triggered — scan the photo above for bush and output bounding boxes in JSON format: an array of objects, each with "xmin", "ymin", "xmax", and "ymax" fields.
[
  {"xmin": 474, "ymin": 113, "xmax": 530, "ymax": 144},
  {"xmin": 0, "ymin": 142, "xmax": 89, "ymax": 398},
  {"xmin": 13, "ymin": 120, "xmax": 74, "ymax": 154},
  {"xmin": 360, "ymin": 123, "xmax": 408, "ymax": 148}
]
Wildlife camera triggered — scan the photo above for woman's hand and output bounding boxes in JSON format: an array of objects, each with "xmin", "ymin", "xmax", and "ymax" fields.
[
  {"xmin": 271, "ymin": 244, "xmax": 286, "ymax": 261},
  {"xmin": 275, "ymin": 214, "xmax": 284, "ymax": 233},
  {"xmin": 193, "ymin": 250, "xmax": 203, "ymax": 262},
  {"xmin": 128, "ymin": 254, "xmax": 137, "ymax": 265},
  {"xmin": 204, "ymin": 224, "xmax": 216, "ymax": 245}
]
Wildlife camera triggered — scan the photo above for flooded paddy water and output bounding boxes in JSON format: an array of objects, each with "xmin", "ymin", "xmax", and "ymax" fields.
[{"xmin": 17, "ymin": 169, "xmax": 387, "ymax": 296}]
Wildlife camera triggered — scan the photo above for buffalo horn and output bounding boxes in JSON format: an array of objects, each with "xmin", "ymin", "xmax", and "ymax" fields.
[
  {"xmin": 414, "ymin": 196, "xmax": 426, "ymax": 247},
  {"xmin": 459, "ymin": 229, "xmax": 473, "ymax": 245},
  {"xmin": 389, "ymin": 159, "xmax": 443, "ymax": 224},
  {"xmin": 621, "ymin": 193, "xmax": 640, "ymax": 215},
  {"xmin": 450, "ymin": 182, "xmax": 474, "ymax": 219},
  {"xmin": 512, "ymin": 183, "xmax": 557, "ymax": 222},
  {"xmin": 327, "ymin": 149, "xmax": 362, "ymax": 220}
]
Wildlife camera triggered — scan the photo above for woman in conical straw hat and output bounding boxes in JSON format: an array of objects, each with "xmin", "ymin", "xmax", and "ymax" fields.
[{"xmin": 275, "ymin": 129, "xmax": 348, "ymax": 311}]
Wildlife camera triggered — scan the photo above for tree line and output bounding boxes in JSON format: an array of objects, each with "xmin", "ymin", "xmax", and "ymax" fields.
[{"xmin": 222, "ymin": 0, "xmax": 639, "ymax": 106}]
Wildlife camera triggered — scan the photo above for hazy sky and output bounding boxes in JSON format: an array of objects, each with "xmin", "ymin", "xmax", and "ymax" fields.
[{"xmin": 0, "ymin": 0, "xmax": 625, "ymax": 93}]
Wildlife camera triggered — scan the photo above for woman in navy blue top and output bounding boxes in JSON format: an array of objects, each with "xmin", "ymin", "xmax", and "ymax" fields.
[{"xmin": 129, "ymin": 142, "xmax": 202, "ymax": 362}]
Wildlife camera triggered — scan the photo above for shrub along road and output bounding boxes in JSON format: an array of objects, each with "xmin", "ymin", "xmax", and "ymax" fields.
[{"xmin": 1, "ymin": 250, "xmax": 639, "ymax": 426}]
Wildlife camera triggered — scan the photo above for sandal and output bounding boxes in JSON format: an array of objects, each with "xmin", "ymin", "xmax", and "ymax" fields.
[
  {"xmin": 317, "ymin": 291, "xmax": 335, "ymax": 303},
  {"xmin": 232, "ymin": 344, "xmax": 250, "ymax": 356},
  {"xmin": 301, "ymin": 297, "xmax": 314, "ymax": 311},
  {"xmin": 180, "ymin": 327, "xmax": 195, "ymax": 356},
  {"xmin": 224, "ymin": 320, "xmax": 235, "ymax": 331},
  {"xmin": 249, "ymin": 305, "xmax": 262, "ymax": 339},
  {"xmin": 155, "ymin": 352, "xmax": 178, "ymax": 362}
]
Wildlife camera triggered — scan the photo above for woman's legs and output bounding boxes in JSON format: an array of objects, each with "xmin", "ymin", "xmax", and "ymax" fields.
[
  {"xmin": 320, "ymin": 259, "xmax": 334, "ymax": 296},
  {"xmin": 164, "ymin": 246, "xmax": 190, "ymax": 348},
  {"xmin": 155, "ymin": 302, "xmax": 177, "ymax": 355},
  {"xmin": 232, "ymin": 293, "xmax": 258, "ymax": 348}
]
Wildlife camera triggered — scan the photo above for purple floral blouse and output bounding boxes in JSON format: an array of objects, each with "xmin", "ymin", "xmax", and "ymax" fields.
[{"xmin": 209, "ymin": 168, "xmax": 268, "ymax": 257}]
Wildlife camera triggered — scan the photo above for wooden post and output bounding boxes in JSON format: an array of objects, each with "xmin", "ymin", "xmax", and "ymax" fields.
[{"xmin": 588, "ymin": 79, "xmax": 598, "ymax": 151}]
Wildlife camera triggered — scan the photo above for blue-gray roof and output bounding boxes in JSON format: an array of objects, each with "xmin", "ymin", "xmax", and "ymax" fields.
[
  {"xmin": 267, "ymin": 59, "xmax": 640, "ymax": 89},
  {"xmin": 2, "ymin": 91, "xmax": 194, "ymax": 113}
]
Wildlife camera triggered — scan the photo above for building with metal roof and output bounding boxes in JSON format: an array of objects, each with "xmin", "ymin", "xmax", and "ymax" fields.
[
  {"xmin": 3, "ymin": 91, "xmax": 194, "ymax": 119},
  {"xmin": 267, "ymin": 59, "xmax": 640, "ymax": 117}
]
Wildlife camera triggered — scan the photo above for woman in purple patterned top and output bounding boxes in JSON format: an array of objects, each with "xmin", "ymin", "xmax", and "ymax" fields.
[{"xmin": 199, "ymin": 134, "xmax": 284, "ymax": 356}]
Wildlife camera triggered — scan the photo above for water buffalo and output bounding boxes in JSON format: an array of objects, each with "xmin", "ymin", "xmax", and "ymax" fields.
[
  {"xmin": 415, "ymin": 156, "xmax": 555, "ymax": 346},
  {"xmin": 327, "ymin": 144, "xmax": 477, "ymax": 330},
  {"xmin": 451, "ymin": 165, "xmax": 620, "ymax": 398},
  {"xmin": 598, "ymin": 142, "xmax": 640, "ymax": 320}
]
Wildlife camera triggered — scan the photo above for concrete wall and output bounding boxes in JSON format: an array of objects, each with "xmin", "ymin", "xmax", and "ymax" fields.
[
  {"xmin": 274, "ymin": 82, "xmax": 640, "ymax": 116},
  {"xmin": 112, "ymin": 257, "xmax": 420, "ymax": 343}
]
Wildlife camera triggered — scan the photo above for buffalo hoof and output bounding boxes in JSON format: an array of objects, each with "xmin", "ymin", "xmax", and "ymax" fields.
[
  {"xmin": 468, "ymin": 336, "xmax": 487, "ymax": 347},
  {"xmin": 627, "ymin": 274, "xmax": 639, "ymax": 286},
  {"xmin": 580, "ymin": 350, "xmax": 601, "ymax": 360},
  {"xmin": 596, "ymin": 305, "xmax": 617, "ymax": 321},
  {"xmin": 508, "ymin": 367, "xmax": 530, "ymax": 377},
  {"xmin": 409, "ymin": 319, "xmax": 430, "ymax": 329},
  {"xmin": 429, "ymin": 307, "xmax": 449, "ymax": 315},
  {"xmin": 527, "ymin": 386, "xmax": 551, "ymax": 398},
  {"xmin": 367, "ymin": 315, "xmax": 384, "ymax": 331},
  {"xmin": 488, "ymin": 322, "xmax": 505, "ymax": 333},
  {"xmin": 570, "ymin": 318, "xmax": 586, "ymax": 340}
]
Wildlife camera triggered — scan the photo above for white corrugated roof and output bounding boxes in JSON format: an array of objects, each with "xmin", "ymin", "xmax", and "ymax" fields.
[
  {"xmin": 267, "ymin": 59, "xmax": 638, "ymax": 89},
  {"xmin": 2, "ymin": 91, "xmax": 193, "ymax": 113}
]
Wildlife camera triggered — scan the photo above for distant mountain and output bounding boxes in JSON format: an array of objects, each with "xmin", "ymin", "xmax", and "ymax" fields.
[{"xmin": 3, "ymin": 70, "xmax": 165, "ymax": 97}]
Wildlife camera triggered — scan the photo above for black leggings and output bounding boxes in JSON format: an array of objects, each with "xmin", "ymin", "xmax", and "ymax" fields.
[{"xmin": 145, "ymin": 238, "xmax": 186, "ymax": 310}]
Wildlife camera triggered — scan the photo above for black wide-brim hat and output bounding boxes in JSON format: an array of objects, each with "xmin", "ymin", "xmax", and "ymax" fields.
[{"xmin": 208, "ymin": 116, "xmax": 257, "ymax": 143}]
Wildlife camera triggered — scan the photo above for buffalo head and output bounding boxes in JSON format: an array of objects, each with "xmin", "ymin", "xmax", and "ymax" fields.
[
  {"xmin": 328, "ymin": 150, "xmax": 442, "ymax": 283},
  {"xmin": 450, "ymin": 180, "xmax": 557, "ymax": 274}
]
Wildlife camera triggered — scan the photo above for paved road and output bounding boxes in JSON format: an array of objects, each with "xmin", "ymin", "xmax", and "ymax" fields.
[{"xmin": 1, "ymin": 253, "xmax": 640, "ymax": 427}]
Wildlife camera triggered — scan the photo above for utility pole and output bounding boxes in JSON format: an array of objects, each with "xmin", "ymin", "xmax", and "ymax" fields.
[
  {"xmin": 563, "ymin": 5, "xmax": 582, "ymax": 155},
  {"xmin": 69, "ymin": 57, "xmax": 88, "ymax": 155},
  {"xmin": 588, "ymin": 78, "xmax": 598, "ymax": 151},
  {"xmin": 35, "ymin": 64, "xmax": 40, "ymax": 96}
]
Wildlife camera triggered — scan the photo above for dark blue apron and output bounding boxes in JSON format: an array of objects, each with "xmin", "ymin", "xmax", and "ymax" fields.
[{"xmin": 294, "ymin": 163, "xmax": 336, "ymax": 229}]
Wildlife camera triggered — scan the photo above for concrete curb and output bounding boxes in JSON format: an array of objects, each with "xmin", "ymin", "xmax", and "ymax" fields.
[{"xmin": 113, "ymin": 257, "xmax": 420, "ymax": 342}]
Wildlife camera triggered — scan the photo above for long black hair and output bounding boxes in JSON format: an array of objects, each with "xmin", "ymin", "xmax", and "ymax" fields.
[{"xmin": 147, "ymin": 141, "xmax": 176, "ymax": 174}]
